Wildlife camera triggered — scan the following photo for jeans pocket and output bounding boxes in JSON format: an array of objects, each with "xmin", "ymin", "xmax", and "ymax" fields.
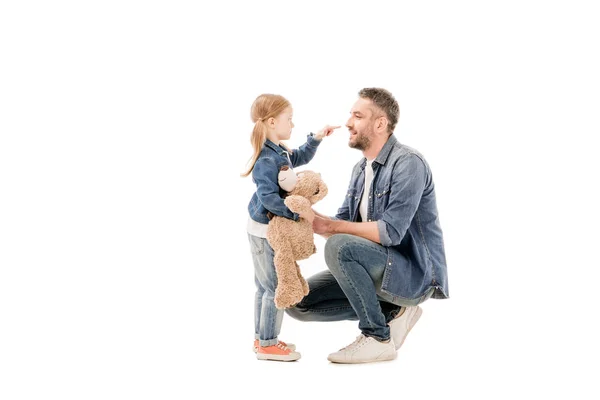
[{"xmin": 249, "ymin": 235, "xmax": 265, "ymax": 255}]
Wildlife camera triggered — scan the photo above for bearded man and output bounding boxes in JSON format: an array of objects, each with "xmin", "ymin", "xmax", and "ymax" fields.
[{"xmin": 286, "ymin": 88, "xmax": 449, "ymax": 364}]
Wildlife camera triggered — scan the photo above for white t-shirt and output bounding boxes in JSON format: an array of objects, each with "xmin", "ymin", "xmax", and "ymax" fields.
[
  {"xmin": 247, "ymin": 216, "xmax": 269, "ymax": 238},
  {"xmin": 359, "ymin": 159, "xmax": 374, "ymax": 222}
]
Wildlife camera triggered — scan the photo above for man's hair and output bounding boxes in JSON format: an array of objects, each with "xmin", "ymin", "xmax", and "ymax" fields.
[{"xmin": 358, "ymin": 88, "xmax": 399, "ymax": 135}]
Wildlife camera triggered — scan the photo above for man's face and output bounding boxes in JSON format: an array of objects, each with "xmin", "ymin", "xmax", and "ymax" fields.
[{"xmin": 346, "ymin": 98, "xmax": 376, "ymax": 151}]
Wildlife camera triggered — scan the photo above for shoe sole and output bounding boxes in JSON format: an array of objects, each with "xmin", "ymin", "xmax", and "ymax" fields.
[
  {"xmin": 394, "ymin": 306, "xmax": 423, "ymax": 350},
  {"xmin": 328, "ymin": 352, "xmax": 397, "ymax": 364},
  {"xmin": 256, "ymin": 352, "xmax": 301, "ymax": 362}
]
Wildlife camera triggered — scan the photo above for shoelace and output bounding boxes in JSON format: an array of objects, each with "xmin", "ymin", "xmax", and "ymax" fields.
[
  {"xmin": 339, "ymin": 335, "xmax": 367, "ymax": 352},
  {"xmin": 276, "ymin": 343, "xmax": 289, "ymax": 350}
]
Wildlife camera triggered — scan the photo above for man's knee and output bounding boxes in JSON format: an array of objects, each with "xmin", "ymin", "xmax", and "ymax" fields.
[{"xmin": 324, "ymin": 234, "xmax": 357, "ymax": 271}]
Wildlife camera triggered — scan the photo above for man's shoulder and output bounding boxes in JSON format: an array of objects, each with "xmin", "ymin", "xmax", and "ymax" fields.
[{"xmin": 389, "ymin": 142, "xmax": 427, "ymax": 165}]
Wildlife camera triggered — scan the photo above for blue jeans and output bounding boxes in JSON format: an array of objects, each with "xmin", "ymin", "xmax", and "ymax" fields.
[
  {"xmin": 248, "ymin": 234, "xmax": 283, "ymax": 347},
  {"xmin": 286, "ymin": 234, "xmax": 430, "ymax": 341}
]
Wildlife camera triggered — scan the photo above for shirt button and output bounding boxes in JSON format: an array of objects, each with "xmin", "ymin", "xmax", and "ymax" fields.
[
  {"xmin": 388, "ymin": 262, "xmax": 392, "ymax": 266},
  {"xmin": 367, "ymin": 219, "xmax": 371, "ymax": 222},
  {"xmin": 369, "ymin": 196, "xmax": 371, "ymax": 199}
]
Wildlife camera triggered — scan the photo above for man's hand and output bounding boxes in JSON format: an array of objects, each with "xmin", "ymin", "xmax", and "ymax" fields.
[
  {"xmin": 313, "ymin": 215, "xmax": 333, "ymax": 238},
  {"xmin": 314, "ymin": 125, "xmax": 341, "ymax": 140}
]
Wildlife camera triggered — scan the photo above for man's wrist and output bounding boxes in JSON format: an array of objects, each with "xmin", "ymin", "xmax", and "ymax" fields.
[{"xmin": 328, "ymin": 219, "xmax": 343, "ymax": 234}]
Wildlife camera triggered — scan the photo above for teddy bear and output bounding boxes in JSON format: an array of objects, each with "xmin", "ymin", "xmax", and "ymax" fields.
[{"xmin": 266, "ymin": 170, "xmax": 328, "ymax": 309}]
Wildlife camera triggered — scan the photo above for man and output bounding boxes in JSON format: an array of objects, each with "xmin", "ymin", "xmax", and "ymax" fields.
[{"xmin": 286, "ymin": 88, "xmax": 449, "ymax": 364}]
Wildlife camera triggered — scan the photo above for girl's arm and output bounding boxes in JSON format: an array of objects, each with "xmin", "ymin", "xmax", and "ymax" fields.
[
  {"xmin": 253, "ymin": 157, "xmax": 299, "ymax": 220},
  {"xmin": 288, "ymin": 125, "xmax": 340, "ymax": 167},
  {"xmin": 288, "ymin": 133, "xmax": 321, "ymax": 168}
]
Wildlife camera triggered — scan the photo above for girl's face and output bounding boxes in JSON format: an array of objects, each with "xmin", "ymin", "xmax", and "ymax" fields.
[{"xmin": 271, "ymin": 107, "xmax": 294, "ymax": 141}]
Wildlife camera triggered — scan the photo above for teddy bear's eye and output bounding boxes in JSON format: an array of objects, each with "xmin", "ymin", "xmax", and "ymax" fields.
[{"xmin": 314, "ymin": 188, "xmax": 320, "ymax": 195}]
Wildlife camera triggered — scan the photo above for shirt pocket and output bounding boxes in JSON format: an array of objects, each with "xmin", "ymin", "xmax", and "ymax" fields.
[{"xmin": 374, "ymin": 183, "xmax": 391, "ymax": 215}]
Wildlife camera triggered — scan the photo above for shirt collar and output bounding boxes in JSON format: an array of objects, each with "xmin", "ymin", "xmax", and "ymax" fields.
[
  {"xmin": 374, "ymin": 134, "xmax": 398, "ymax": 165},
  {"xmin": 264, "ymin": 139, "xmax": 289, "ymax": 157},
  {"xmin": 358, "ymin": 134, "xmax": 398, "ymax": 170}
]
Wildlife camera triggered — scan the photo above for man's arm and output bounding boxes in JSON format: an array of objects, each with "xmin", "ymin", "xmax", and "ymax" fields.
[
  {"xmin": 376, "ymin": 155, "xmax": 427, "ymax": 247},
  {"xmin": 313, "ymin": 154, "xmax": 427, "ymax": 245},
  {"xmin": 313, "ymin": 217, "xmax": 381, "ymax": 243}
]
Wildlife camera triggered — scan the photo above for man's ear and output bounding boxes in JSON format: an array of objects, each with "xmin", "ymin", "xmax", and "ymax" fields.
[{"xmin": 376, "ymin": 116, "xmax": 388, "ymax": 133}]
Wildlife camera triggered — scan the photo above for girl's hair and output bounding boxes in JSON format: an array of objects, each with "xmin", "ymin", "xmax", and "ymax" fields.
[{"xmin": 241, "ymin": 94, "xmax": 291, "ymax": 177}]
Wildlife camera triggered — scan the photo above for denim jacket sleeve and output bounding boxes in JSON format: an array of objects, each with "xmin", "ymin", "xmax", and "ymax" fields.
[
  {"xmin": 377, "ymin": 154, "xmax": 427, "ymax": 247},
  {"xmin": 252, "ymin": 157, "xmax": 299, "ymax": 221},
  {"xmin": 288, "ymin": 134, "xmax": 322, "ymax": 168}
]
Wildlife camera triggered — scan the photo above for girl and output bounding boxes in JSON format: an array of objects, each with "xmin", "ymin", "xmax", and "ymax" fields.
[{"xmin": 242, "ymin": 94, "xmax": 339, "ymax": 361}]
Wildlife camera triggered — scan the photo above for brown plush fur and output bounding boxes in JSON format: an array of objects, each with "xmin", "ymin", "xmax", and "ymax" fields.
[{"xmin": 266, "ymin": 171, "xmax": 328, "ymax": 309}]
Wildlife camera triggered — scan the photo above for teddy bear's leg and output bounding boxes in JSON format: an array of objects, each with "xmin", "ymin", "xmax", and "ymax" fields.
[
  {"xmin": 295, "ymin": 261, "xmax": 309, "ymax": 296},
  {"xmin": 272, "ymin": 241, "xmax": 305, "ymax": 309}
]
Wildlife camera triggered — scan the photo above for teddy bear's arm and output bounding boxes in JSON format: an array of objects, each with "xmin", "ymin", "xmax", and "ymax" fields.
[{"xmin": 284, "ymin": 195, "xmax": 312, "ymax": 215}]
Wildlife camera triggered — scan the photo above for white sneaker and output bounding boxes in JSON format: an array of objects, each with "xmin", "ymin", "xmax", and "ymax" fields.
[
  {"xmin": 327, "ymin": 334, "xmax": 396, "ymax": 364},
  {"xmin": 388, "ymin": 306, "xmax": 422, "ymax": 350}
]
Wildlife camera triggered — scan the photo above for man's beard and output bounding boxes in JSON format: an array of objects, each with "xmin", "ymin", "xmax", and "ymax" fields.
[{"xmin": 349, "ymin": 127, "xmax": 373, "ymax": 151}]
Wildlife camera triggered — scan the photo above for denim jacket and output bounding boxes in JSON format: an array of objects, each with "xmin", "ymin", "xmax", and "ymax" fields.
[
  {"xmin": 248, "ymin": 134, "xmax": 322, "ymax": 224},
  {"xmin": 336, "ymin": 135, "xmax": 449, "ymax": 301}
]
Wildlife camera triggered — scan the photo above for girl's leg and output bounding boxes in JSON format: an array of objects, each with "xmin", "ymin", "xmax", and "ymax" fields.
[
  {"xmin": 248, "ymin": 234, "xmax": 283, "ymax": 347},
  {"xmin": 253, "ymin": 274, "xmax": 264, "ymax": 341},
  {"xmin": 249, "ymin": 234, "xmax": 265, "ymax": 340}
]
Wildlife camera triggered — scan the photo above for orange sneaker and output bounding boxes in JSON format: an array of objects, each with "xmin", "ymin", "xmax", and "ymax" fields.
[
  {"xmin": 256, "ymin": 342, "xmax": 301, "ymax": 362},
  {"xmin": 253, "ymin": 339, "xmax": 296, "ymax": 353}
]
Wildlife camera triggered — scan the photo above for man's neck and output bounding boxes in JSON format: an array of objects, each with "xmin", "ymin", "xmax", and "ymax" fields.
[{"xmin": 362, "ymin": 140, "xmax": 386, "ymax": 160}]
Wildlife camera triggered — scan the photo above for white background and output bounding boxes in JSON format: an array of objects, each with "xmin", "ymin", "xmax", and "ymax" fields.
[{"xmin": 1, "ymin": 1, "xmax": 599, "ymax": 399}]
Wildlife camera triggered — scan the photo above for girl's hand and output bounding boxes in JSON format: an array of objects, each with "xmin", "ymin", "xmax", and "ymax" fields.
[{"xmin": 314, "ymin": 125, "xmax": 341, "ymax": 140}]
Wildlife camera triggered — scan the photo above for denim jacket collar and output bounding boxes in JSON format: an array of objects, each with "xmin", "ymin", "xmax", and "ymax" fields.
[
  {"xmin": 264, "ymin": 139, "xmax": 289, "ymax": 157},
  {"xmin": 358, "ymin": 134, "xmax": 398, "ymax": 170},
  {"xmin": 374, "ymin": 134, "xmax": 398, "ymax": 166}
]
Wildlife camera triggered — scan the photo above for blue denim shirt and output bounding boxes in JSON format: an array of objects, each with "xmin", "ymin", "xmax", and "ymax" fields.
[
  {"xmin": 248, "ymin": 134, "xmax": 322, "ymax": 224},
  {"xmin": 335, "ymin": 135, "xmax": 449, "ymax": 301}
]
